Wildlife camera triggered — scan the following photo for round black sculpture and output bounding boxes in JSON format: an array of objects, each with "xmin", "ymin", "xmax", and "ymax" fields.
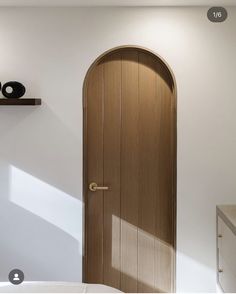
[{"xmin": 2, "ymin": 81, "xmax": 26, "ymax": 99}]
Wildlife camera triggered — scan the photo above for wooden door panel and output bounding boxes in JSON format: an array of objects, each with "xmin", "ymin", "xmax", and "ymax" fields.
[
  {"xmin": 154, "ymin": 62, "xmax": 175, "ymax": 292},
  {"xmin": 86, "ymin": 63, "xmax": 104, "ymax": 283},
  {"xmin": 120, "ymin": 51, "xmax": 139, "ymax": 293},
  {"xmin": 103, "ymin": 53, "xmax": 122, "ymax": 289},
  {"xmin": 84, "ymin": 47, "xmax": 176, "ymax": 293},
  {"xmin": 138, "ymin": 52, "xmax": 159, "ymax": 292}
]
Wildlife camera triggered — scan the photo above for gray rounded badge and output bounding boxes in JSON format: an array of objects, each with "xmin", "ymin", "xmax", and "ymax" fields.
[
  {"xmin": 207, "ymin": 7, "xmax": 228, "ymax": 22},
  {"xmin": 8, "ymin": 269, "xmax": 24, "ymax": 285}
]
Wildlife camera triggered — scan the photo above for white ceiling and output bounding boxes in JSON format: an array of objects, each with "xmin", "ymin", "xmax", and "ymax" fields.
[{"xmin": 0, "ymin": 0, "xmax": 235, "ymax": 6}]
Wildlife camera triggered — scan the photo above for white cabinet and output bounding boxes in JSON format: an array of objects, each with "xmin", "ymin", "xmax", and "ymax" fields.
[{"xmin": 217, "ymin": 206, "xmax": 236, "ymax": 293}]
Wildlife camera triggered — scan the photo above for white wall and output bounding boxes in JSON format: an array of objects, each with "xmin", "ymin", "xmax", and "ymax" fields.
[{"xmin": 0, "ymin": 6, "xmax": 235, "ymax": 292}]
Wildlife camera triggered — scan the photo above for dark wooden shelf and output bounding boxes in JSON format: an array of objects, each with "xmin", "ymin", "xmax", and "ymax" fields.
[{"xmin": 0, "ymin": 98, "xmax": 42, "ymax": 105}]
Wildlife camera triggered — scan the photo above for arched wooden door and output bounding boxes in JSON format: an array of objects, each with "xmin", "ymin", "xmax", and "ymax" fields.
[{"xmin": 83, "ymin": 46, "xmax": 176, "ymax": 293}]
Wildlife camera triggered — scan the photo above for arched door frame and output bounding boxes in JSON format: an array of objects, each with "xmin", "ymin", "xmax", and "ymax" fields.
[{"xmin": 82, "ymin": 45, "xmax": 177, "ymax": 291}]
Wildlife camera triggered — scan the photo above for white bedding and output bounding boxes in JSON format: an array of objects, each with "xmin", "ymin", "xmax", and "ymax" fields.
[{"xmin": 0, "ymin": 282, "xmax": 122, "ymax": 293}]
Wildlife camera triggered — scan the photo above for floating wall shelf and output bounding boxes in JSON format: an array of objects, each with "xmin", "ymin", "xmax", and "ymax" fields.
[{"xmin": 0, "ymin": 98, "xmax": 42, "ymax": 106}]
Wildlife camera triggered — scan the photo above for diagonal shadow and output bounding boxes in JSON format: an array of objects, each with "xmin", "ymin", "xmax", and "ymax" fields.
[{"xmin": 0, "ymin": 161, "xmax": 82, "ymax": 283}]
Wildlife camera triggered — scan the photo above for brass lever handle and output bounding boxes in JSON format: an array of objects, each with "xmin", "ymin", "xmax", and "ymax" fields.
[{"xmin": 89, "ymin": 182, "xmax": 109, "ymax": 192}]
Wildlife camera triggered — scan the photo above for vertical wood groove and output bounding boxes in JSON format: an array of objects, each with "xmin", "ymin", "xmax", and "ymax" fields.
[
  {"xmin": 121, "ymin": 50, "xmax": 139, "ymax": 292},
  {"xmin": 102, "ymin": 62, "xmax": 105, "ymax": 283},
  {"xmin": 137, "ymin": 51, "xmax": 142, "ymax": 293},
  {"xmin": 119, "ymin": 55, "xmax": 122, "ymax": 290},
  {"xmin": 103, "ymin": 53, "xmax": 122, "ymax": 289},
  {"xmin": 137, "ymin": 51, "xmax": 140, "ymax": 293}
]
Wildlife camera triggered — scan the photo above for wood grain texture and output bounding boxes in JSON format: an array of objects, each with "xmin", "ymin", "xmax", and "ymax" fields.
[
  {"xmin": 84, "ymin": 47, "xmax": 176, "ymax": 293},
  {"xmin": 154, "ymin": 61, "xmax": 175, "ymax": 293},
  {"xmin": 103, "ymin": 53, "xmax": 122, "ymax": 289},
  {"xmin": 120, "ymin": 51, "xmax": 139, "ymax": 293},
  {"xmin": 138, "ymin": 52, "xmax": 158, "ymax": 292},
  {"xmin": 86, "ymin": 62, "xmax": 104, "ymax": 283}
]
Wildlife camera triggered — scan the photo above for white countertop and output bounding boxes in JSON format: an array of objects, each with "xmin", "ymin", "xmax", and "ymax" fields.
[{"xmin": 217, "ymin": 205, "xmax": 236, "ymax": 235}]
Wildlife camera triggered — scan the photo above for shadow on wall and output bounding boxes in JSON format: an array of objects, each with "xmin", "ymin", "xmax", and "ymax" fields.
[
  {"xmin": 0, "ymin": 104, "xmax": 82, "ymax": 282},
  {"xmin": 0, "ymin": 162, "xmax": 82, "ymax": 282}
]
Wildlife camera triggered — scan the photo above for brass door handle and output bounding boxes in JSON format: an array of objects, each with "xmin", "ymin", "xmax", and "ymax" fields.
[{"xmin": 89, "ymin": 182, "xmax": 109, "ymax": 192}]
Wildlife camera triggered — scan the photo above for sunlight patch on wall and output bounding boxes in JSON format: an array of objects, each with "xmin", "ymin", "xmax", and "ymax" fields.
[
  {"xmin": 112, "ymin": 215, "xmax": 217, "ymax": 292},
  {"xmin": 112, "ymin": 215, "xmax": 174, "ymax": 292},
  {"xmin": 9, "ymin": 166, "xmax": 82, "ymax": 244}
]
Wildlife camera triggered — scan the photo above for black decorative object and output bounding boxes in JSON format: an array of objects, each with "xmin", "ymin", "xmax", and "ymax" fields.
[{"xmin": 2, "ymin": 81, "xmax": 26, "ymax": 99}]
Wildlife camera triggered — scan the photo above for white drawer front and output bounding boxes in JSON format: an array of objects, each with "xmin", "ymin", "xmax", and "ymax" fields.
[
  {"xmin": 218, "ymin": 216, "xmax": 236, "ymax": 292},
  {"xmin": 219, "ymin": 254, "xmax": 236, "ymax": 293}
]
